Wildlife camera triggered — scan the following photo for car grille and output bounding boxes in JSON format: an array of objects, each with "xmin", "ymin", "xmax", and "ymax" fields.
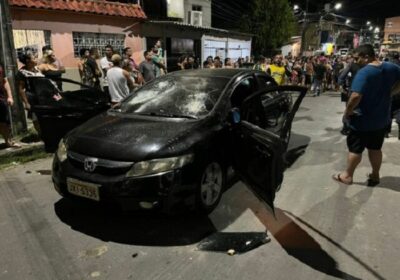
[{"xmin": 68, "ymin": 151, "xmax": 134, "ymax": 175}]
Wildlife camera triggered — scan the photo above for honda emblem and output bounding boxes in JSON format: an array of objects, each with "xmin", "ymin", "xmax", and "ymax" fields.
[{"xmin": 84, "ymin": 157, "xmax": 98, "ymax": 172}]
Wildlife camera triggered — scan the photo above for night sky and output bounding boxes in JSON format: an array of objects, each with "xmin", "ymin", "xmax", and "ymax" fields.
[{"xmin": 212, "ymin": 0, "xmax": 400, "ymax": 29}]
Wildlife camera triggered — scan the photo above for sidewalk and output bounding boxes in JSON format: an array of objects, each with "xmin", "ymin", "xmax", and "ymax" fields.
[
  {"xmin": 0, "ymin": 118, "xmax": 47, "ymax": 167},
  {"xmin": 0, "ymin": 141, "xmax": 44, "ymax": 158}
]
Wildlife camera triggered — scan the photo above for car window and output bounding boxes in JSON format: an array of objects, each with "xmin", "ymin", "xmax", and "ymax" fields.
[
  {"xmin": 262, "ymin": 103, "xmax": 282, "ymax": 132},
  {"xmin": 230, "ymin": 77, "xmax": 257, "ymax": 108},
  {"xmin": 28, "ymin": 77, "xmax": 107, "ymax": 108},
  {"xmin": 256, "ymin": 75, "xmax": 276, "ymax": 90},
  {"xmin": 242, "ymin": 89, "xmax": 292, "ymax": 135},
  {"xmin": 260, "ymin": 92, "xmax": 292, "ymax": 135},
  {"xmin": 120, "ymin": 75, "xmax": 230, "ymax": 118}
]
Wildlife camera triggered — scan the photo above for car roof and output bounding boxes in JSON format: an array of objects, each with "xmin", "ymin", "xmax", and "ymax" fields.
[{"xmin": 167, "ymin": 68, "xmax": 261, "ymax": 79}]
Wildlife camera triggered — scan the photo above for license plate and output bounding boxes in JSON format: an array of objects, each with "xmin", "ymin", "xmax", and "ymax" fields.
[{"xmin": 67, "ymin": 178, "xmax": 100, "ymax": 201}]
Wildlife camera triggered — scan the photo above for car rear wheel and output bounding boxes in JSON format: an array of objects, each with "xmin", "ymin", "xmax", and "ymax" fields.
[{"xmin": 196, "ymin": 161, "xmax": 224, "ymax": 214}]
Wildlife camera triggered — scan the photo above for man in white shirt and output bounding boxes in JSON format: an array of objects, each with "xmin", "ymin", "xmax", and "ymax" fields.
[
  {"xmin": 107, "ymin": 54, "xmax": 134, "ymax": 106},
  {"xmin": 100, "ymin": 45, "xmax": 114, "ymax": 95}
]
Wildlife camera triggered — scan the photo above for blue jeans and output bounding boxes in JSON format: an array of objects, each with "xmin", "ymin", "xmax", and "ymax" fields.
[{"xmin": 312, "ymin": 79, "xmax": 322, "ymax": 96}]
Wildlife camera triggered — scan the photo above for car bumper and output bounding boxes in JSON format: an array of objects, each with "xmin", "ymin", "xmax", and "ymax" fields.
[{"xmin": 52, "ymin": 155, "xmax": 198, "ymax": 212}]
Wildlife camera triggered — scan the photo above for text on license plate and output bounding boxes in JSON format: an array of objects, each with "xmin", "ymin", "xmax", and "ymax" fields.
[{"xmin": 67, "ymin": 178, "xmax": 100, "ymax": 201}]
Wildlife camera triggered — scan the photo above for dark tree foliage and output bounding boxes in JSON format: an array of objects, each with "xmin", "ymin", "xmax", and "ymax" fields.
[{"xmin": 240, "ymin": 0, "xmax": 296, "ymax": 56}]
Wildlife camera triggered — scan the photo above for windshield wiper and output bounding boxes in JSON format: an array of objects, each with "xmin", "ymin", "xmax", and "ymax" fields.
[{"xmin": 136, "ymin": 112, "xmax": 198, "ymax": 119}]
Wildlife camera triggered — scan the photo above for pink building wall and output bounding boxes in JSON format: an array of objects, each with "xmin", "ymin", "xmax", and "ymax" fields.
[{"xmin": 11, "ymin": 8, "xmax": 145, "ymax": 69}]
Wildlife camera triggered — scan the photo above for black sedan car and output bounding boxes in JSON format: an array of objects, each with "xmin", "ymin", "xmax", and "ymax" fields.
[{"xmin": 30, "ymin": 69, "xmax": 306, "ymax": 214}]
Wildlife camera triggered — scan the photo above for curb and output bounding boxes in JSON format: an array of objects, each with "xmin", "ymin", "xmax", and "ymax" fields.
[{"xmin": 0, "ymin": 142, "xmax": 47, "ymax": 160}]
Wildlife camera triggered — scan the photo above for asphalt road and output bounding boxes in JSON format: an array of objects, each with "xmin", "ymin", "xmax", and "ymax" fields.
[{"xmin": 1, "ymin": 92, "xmax": 399, "ymax": 280}]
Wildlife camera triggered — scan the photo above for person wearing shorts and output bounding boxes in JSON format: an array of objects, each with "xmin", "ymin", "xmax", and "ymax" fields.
[
  {"xmin": 346, "ymin": 128, "xmax": 386, "ymax": 154},
  {"xmin": 333, "ymin": 44, "xmax": 400, "ymax": 186}
]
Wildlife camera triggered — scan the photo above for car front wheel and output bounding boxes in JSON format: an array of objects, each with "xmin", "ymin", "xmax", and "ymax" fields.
[{"xmin": 196, "ymin": 161, "xmax": 224, "ymax": 214}]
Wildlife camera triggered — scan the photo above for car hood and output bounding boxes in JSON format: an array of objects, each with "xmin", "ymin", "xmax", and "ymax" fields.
[{"xmin": 66, "ymin": 112, "xmax": 207, "ymax": 161}]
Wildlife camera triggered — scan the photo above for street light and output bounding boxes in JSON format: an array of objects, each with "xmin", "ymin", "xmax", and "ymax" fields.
[
  {"xmin": 296, "ymin": 1, "xmax": 346, "ymax": 54},
  {"xmin": 366, "ymin": 21, "xmax": 371, "ymax": 25},
  {"xmin": 324, "ymin": 2, "xmax": 342, "ymax": 12},
  {"xmin": 374, "ymin": 27, "xmax": 380, "ymax": 33},
  {"xmin": 369, "ymin": 26, "xmax": 373, "ymax": 31},
  {"xmin": 345, "ymin": 19, "xmax": 351, "ymax": 24},
  {"xmin": 334, "ymin": 2, "xmax": 342, "ymax": 10}
]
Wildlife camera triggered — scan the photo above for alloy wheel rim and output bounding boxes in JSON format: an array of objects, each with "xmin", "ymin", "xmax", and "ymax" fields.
[{"xmin": 200, "ymin": 162, "xmax": 222, "ymax": 207}]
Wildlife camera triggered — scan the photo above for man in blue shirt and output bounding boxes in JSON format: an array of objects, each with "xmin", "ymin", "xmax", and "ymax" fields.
[{"xmin": 333, "ymin": 44, "xmax": 400, "ymax": 186}]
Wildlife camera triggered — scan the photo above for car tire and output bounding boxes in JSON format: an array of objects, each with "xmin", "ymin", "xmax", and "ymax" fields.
[{"xmin": 196, "ymin": 161, "xmax": 225, "ymax": 215}]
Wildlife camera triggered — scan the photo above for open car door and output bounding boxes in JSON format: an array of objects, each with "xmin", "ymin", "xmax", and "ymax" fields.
[
  {"xmin": 232, "ymin": 85, "xmax": 307, "ymax": 212},
  {"xmin": 27, "ymin": 77, "xmax": 110, "ymax": 152}
]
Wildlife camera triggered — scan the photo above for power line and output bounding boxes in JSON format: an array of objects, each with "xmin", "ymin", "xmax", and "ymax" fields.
[{"xmin": 212, "ymin": 2, "xmax": 243, "ymax": 20}]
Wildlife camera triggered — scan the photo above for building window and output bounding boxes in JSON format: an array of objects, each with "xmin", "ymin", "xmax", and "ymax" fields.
[
  {"xmin": 188, "ymin": 5, "xmax": 203, "ymax": 26},
  {"xmin": 72, "ymin": 32, "xmax": 125, "ymax": 57},
  {"xmin": 388, "ymin": 33, "xmax": 400, "ymax": 43},
  {"xmin": 13, "ymin": 29, "xmax": 52, "ymax": 57},
  {"xmin": 192, "ymin": 5, "xmax": 202, "ymax": 11}
]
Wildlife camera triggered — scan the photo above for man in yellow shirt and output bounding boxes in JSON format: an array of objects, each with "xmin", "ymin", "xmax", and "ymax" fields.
[{"xmin": 268, "ymin": 55, "xmax": 286, "ymax": 85}]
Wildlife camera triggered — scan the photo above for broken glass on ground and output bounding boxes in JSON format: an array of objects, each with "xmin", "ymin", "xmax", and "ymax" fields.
[{"xmin": 197, "ymin": 232, "xmax": 270, "ymax": 254}]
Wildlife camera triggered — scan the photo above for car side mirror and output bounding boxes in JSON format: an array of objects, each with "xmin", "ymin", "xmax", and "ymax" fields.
[{"xmin": 229, "ymin": 108, "xmax": 241, "ymax": 124}]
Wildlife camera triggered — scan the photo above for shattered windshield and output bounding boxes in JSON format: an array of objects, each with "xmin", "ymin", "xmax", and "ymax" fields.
[{"xmin": 120, "ymin": 75, "xmax": 229, "ymax": 118}]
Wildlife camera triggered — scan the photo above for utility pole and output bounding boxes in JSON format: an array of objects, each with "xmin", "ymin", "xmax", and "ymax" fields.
[{"xmin": 0, "ymin": 0, "xmax": 27, "ymax": 134}]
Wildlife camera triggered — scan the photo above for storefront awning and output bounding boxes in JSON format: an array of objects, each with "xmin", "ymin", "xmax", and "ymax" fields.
[{"xmin": 142, "ymin": 20, "xmax": 253, "ymax": 38}]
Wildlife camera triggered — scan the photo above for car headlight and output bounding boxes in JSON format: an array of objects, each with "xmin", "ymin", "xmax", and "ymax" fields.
[
  {"xmin": 126, "ymin": 154, "xmax": 194, "ymax": 177},
  {"xmin": 56, "ymin": 139, "xmax": 67, "ymax": 162}
]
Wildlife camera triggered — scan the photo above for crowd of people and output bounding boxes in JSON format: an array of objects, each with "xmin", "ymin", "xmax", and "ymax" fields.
[
  {"xmin": 1, "ymin": 39, "xmax": 400, "ymax": 149},
  {"xmin": 78, "ymin": 40, "xmax": 167, "ymax": 105},
  {"xmin": 250, "ymin": 52, "xmax": 398, "ymax": 95}
]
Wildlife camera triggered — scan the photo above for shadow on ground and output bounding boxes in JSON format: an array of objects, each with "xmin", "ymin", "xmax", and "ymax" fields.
[
  {"xmin": 374, "ymin": 176, "xmax": 400, "ymax": 192},
  {"xmin": 207, "ymin": 179, "xmax": 380, "ymax": 279},
  {"xmin": 286, "ymin": 133, "xmax": 311, "ymax": 168},
  {"xmin": 54, "ymin": 199, "xmax": 216, "ymax": 246},
  {"xmin": 352, "ymin": 176, "xmax": 400, "ymax": 192},
  {"xmin": 253, "ymin": 208, "xmax": 362, "ymax": 280}
]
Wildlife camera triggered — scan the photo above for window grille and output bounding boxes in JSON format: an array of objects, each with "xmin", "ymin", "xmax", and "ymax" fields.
[{"xmin": 72, "ymin": 32, "xmax": 125, "ymax": 57}]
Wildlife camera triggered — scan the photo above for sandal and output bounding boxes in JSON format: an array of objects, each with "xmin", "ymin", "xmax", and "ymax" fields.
[
  {"xmin": 367, "ymin": 173, "xmax": 380, "ymax": 187},
  {"xmin": 332, "ymin": 173, "xmax": 353, "ymax": 185}
]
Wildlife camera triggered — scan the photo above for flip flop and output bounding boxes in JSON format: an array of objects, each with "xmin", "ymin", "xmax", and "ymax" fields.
[
  {"xmin": 332, "ymin": 173, "xmax": 353, "ymax": 185},
  {"xmin": 367, "ymin": 173, "xmax": 380, "ymax": 187}
]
